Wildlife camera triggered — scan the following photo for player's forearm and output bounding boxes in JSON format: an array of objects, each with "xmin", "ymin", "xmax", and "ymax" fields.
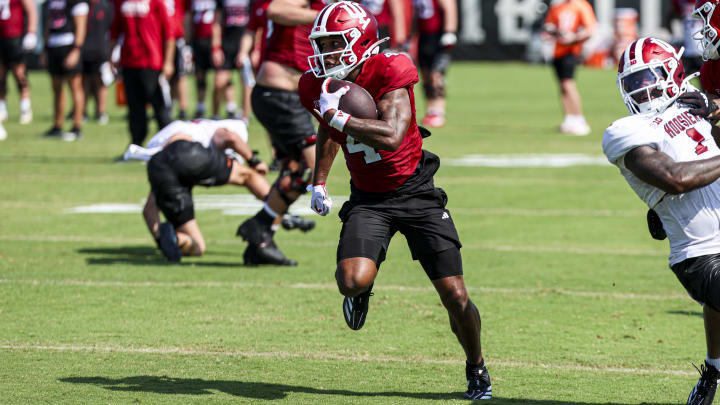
[
  {"xmin": 387, "ymin": 0, "xmax": 406, "ymax": 43},
  {"xmin": 438, "ymin": 0, "xmax": 457, "ymax": 33},
  {"xmin": 211, "ymin": 13, "xmax": 222, "ymax": 48},
  {"xmin": 73, "ymin": 14, "xmax": 87, "ymax": 46},
  {"xmin": 341, "ymin": 117, "xmax": 403, "ymax": 151},
  {"xmin": 627, "ymin": 147, "xmax": 720, "ymax": 194},
  {"xmin": 22, "ymin": 0, "xmax": 38, "ymax": 33},
  {"xmin": 313, "ymin": 131, "xmax": 339, "ymax": 184},
  {"xmin": 238, "ymin": 30, "xmax": 255, "ymax": 60},
  {"xmin": 267, "ymin": 0, "xmax": 317, "ymax": 26},
  {"xmin": 667, "ymin": 159, "xmax": 720, "ymax": 193},
  {"xmin": 164, "ymin": 37, "xmax": 176, "ymax": 64}
]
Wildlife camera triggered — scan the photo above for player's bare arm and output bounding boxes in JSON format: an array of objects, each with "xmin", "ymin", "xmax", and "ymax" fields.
[
  {"xmin": 267, "ymin": 0, "xmax": 317, "ymax": 26},
  {"xmin": 21, "ymin": 0, "xmax": 38, "ymax": 37},
  {"xmin": 323, "ymin": 88, "xmax": 411, "ymax": 151},
  {"xmin": 212, "ymin": 128, "xmax": 269, "ymax": 174},
  {"xmin": 312, "ymin": 125, "xmax": 340, "ymax": 185},
  {"xmin": 625, "ymin": 145, "xmax": 720, "ymax": 194}
]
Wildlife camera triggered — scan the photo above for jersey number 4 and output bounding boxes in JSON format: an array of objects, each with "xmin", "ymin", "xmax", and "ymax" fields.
[{"xmin": 347, "ymin": 136, "xmax": 381, "ymax": 163}]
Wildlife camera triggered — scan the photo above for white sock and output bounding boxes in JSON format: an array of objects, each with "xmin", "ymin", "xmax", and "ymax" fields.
[
  {"xmin": 197, "ymin": 102, "xmax": 205, "ymax": 112},
  {"xmin": 270, "ymin": 224, "xmax": 280, "ymax": 232},
  {"xmin": 263, "ymin": 203, "xmax": 279, "ymax": 219},
  {"xmin": 226, "ymin": 101, "xmax": 237, "ymax": 114},
  {"xmin": 706, "ymin": 356, "xmax": 720, "ymax": 370},
  {"xmin": 0, "ymin": 100, "xmax": 7, "ymax": 111},
  {"xmin": 19, "ymin": 98, "xmax": 30, "ymax": 111}
]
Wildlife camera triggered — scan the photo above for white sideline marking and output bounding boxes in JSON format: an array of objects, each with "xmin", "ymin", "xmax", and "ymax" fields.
[
  {"xmin": 0, "ymin": 234, "xmax": 665, "ymax": 257},
  {"xmin": 0, "ymin": 279, "xmax": 689, "ymax": 301},
  {"xmin": 0, "ymin": 344, "xmax": 696, "ymax": 376},
  {"xmin": 444, "ymin": 154, "xmax": 611, "ymax": 168},
  {"xmin": 65, "ymin": 195, "xmax": 349, "ymax": 216}
]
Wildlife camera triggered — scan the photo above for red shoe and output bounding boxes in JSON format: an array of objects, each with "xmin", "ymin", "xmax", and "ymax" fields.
[{"xmin": 422, "ymin": 113, "xmax": 445, "ymax": 128}]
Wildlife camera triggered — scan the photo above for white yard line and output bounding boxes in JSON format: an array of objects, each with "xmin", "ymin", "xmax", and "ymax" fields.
[
  {"xmin": 0, "ymin": 279, "xmax": 689, "ymax": 301},
  {"xmin": 0, "ymin": 343, "xmax": 695, "ymax": 376}
]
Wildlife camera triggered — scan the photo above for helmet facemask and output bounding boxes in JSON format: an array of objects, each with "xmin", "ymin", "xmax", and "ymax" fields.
[
  {"xmin": 693, "ymin": 1, "xmax": 720, "ymax": 60},
  {"xmin": 309, "ymin": 30, "xmax": 363, "ymax": 80}
]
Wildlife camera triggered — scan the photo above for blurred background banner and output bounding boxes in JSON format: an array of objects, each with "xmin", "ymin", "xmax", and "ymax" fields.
[{"xmin": 456, "ymin": 0, "xmax": 670, "ymax": 62}]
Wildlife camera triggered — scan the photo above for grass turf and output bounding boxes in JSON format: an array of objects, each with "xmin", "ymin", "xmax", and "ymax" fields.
[{"xmin": 0, "ymin": 63, "xmax": 705, "ymax": 404}]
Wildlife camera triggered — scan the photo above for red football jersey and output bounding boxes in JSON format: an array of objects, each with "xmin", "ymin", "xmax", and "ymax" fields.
[
  {"xmin": 111, "ymin": 0, "xmax": 173, "ymax": 70},
  {"xmin": 263, "ymin": 0, "xmax": 326, "ymax": 72},
  {"xmin": 187, "ymin": 0, "xmax": 215, "ymax": 38},
  {"xmin": 164, "ymin": 0, "xmax": 185, "ymax": 38},
  {"xmin": 0, "ymin": 0, "xmax": 26, "ymax": 39},
  {"xmin": 700, "ymin": 60, "xmax": 720, "ymax": 96},
  {"xmin": 415, "ymin": 0, "xmax": 442, "ymax": 33},
  {"xmin": 298, "ymin": 53, "xmax": 423, "ymax": 193}
]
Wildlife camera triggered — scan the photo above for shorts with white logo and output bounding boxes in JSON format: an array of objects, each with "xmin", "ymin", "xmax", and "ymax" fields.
[
  {"xmin": 671, "ymin": 253, "xmax": 720, "ymax": 311},
  {"xmin": 336, "ymin": 185, "xmax": 462, "ymax": 280}
]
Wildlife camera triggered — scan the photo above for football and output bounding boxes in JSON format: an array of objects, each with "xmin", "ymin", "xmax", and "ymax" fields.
[{"xmin": 327, "ymin": 79, "xmax": 378, "ymax": 119}]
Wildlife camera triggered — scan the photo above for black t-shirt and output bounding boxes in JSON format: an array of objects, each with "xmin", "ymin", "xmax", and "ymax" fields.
[
  {"xmin": 46, "ymin": 0, "xmax": 88, "ymax": 36},
  {"xmin": 83, "ymin": 0, "xmax": 113, "ymax": 60},
  {"xmin": 217, "ymin": 0, "xmax": 249, "ymax": 41}
]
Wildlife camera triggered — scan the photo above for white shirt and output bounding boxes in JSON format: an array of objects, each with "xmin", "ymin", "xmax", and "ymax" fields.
[
  {"xmin": 123, "ymin": 119, "xmax": 249, "ymax": 161},
  {"xmin": 603, "ymin": 101, "xmax": 720, "ymax": 265}
]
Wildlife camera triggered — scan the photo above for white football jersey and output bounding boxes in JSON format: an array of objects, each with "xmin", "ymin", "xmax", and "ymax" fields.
[
  {"xmin": 603, "ymin": 101, "xmax": 720, "ymax": 265},
  {"xmin": 146, "ymin": 119, "xmax": 248, "ymax": 150}
]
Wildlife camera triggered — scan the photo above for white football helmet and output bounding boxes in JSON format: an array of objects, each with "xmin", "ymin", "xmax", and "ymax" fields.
[
  {"xmin": 617, "ymin": 37, "xmax": 690, "ymax": 115},
  {"xmin": 693, "ymin": 0, "xmax": 720, "ymax": 60}
]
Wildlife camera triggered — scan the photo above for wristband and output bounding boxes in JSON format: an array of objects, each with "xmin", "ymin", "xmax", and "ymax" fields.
[{"xmin": 328, "ymin": 110, "xmax": 351, "ymax": 132}]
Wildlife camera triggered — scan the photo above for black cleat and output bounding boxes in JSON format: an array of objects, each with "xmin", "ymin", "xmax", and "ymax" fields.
[
  {"xmin": 688, "ymin": 362, "xmax": 720, "ymax": 405},
  {"xmin": 242, "ymin": 241, "xmax": 297, "ymax": 266},
  {"xmin": 158, "ymin": 222, "xmax": 181, "ymax": 263},
  {"xmin": 236, "ymin": 217, "xmax": 268, "ymax": 246},
  {"xmin": 343, "ymin": 284, "xmax": 373, "ymax": 330},
  {"xmin": 281, "ymin": 215, "xmax": 315, "ymax": 232},
  {"xmin": 44, "ymin": 126, "xmax": 63, "ymax": 138},
  {"xmin": 464, "ymin": 361, "xmax": 492, "ymax": 400}
]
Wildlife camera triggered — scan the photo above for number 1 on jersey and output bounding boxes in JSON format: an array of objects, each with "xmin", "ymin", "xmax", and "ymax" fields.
[
  {"xmin": 686, "ymin": 128, "xmax": 709, "ymax": 155},
  {"xmin": 346, "ymin": 136, "xmax": 381, "ymax": 164}
]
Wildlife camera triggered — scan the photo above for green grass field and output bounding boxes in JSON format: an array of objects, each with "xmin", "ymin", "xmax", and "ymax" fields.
[{"xmin": 0, "ymin": 63, "xmax": 706, "ymax": 404}]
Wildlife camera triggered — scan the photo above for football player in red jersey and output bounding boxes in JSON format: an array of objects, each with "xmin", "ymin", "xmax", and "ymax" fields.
[
  {"xmin": 233, "ymin": 0, "xmax": 326, "ymax": 266},
  {"xmin": 298, "ymin": 2, "xmax": 491, "ymax": 399},
  {"xmin": 0, "ymin": 0, "xmax": 37, "ymax": 125}
]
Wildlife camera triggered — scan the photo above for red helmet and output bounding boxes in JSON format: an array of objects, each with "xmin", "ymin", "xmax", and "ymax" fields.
[
  {"xmin": 616, "ymin": 37, "xmax": 687, "ymax": 115},
  {"xmin": 694, "ymin": 0, "xmax": 720, "ymax": 60},
  {"xmin": 308, "ymin": 1, "xmax": 388, "ymax": 79}
]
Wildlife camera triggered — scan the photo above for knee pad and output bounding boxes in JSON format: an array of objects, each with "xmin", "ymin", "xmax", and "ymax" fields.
[{"xmin": 274, "ymin": 159, "xmax": 312, "ymax": 202}]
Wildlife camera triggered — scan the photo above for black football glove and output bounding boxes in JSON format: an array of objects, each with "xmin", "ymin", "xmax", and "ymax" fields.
[{"xmin": 678, "ymin": 91, "xmax": 719, "ymax": 119}]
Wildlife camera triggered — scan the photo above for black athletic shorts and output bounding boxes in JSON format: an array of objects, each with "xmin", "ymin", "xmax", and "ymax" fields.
[
  {"xmin": 81, "ymin": 59, "xmax": 103, "ymax": 74},
  {"xmin": 218, "ymin": 28, "xmax": 243, "ymax": 70},
  {"xmin": 251, "ymin": 84, "xmax": 316, "ymax": 159},
  {"xmin": 147, "ymin": 140, "xmax": 232, "ymax": 227},
  {"xmin": 552, "ymin": 54, "xmax": 579, "ymax": 80},
  {"xmin": 336, "ymin": 151, "xmax": 462, "ymax": 280},
  {"xmin": 192, "ymin": 38, "xmax": 213, "ymax": 72},
  {"xmin": 47, "ymin": 45, "xmax": 82, "ymax": 76},
  {"xmin": 0, "ymin": 37, "xmax": 24, "ymax": 66},
  {"xmin": 671, "ymin": 254, "xmax": 720, "ymax": 312},
  {"xmin": 418, "ymin": 32, "xmax": 451, "ymax": 74}
]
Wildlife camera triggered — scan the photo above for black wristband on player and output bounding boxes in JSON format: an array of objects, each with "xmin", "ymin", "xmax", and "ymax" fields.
[{"xmin": 247, "ymin": 150, "xmax": 262, "ymax": 168}]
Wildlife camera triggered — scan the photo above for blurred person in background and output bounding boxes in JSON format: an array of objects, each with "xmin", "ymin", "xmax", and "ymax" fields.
[
  {"xmin": 543, "ymin": 0, "xmax": 596, "ymax": 136},
  {"xmin": 0, "ymin": 0, "xmax": 37, "ymax": 125},
  {"xmin": 211, "ymin": 0, "xmax": 249, "ymax": 120},
  {"xmin": 188, "ymin": 0, "xmax": 216, "ymax": 118},
  {"xmin": 361, "ymin": 0, "xmax": 406, "ymax": 51},
  {"xmin": 414, "ymin": 0, "xmax": 456, "ymax": 128},
  {"xmin": 167, "ymin": 0, "xmax": 189, "ymax": 120},
  {"xmin": 82, "ymin": 0, "xmax": 112, "ymax": 125},
  {"xmin": 141, "ymin": 119, "xmax": 270, "ymax": 262},
  {"xmin": 233, "ymin": 0, "xmax": 325, "ymax": 266},
  {"xmin": 43, "ymin": 0, "xmax": 88, "ymax": 141},
  {"xmin": 110, "ymin": 0, "xmax": 174, "ymax": 156},
  {"xmin": 665, "ymin": 0, "xmax": 704, "ymax": 74}
]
